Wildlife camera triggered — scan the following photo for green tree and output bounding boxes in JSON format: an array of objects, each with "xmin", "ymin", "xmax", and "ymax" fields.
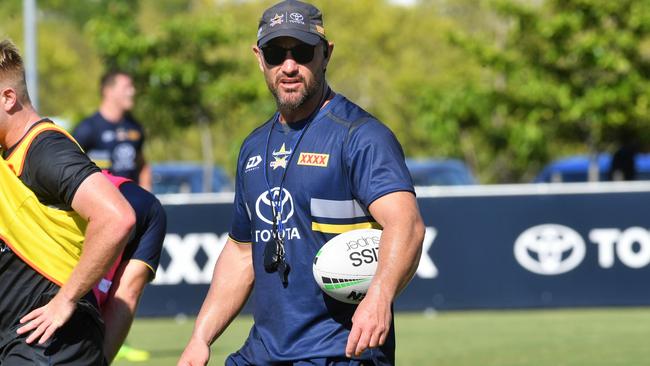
[
  {"xmin": 0, "ymin": 1, "xmax": 103, "ymax": 123},
  {"xmin": 1, "ymin": 0, "xmax": 496, "ymax": 182},
  {"xmin": 453, "ymin": 0, "xmax": 650, "ymax": 181},
  {"xmin": 86, "ymin": 0, "xmax": 274, "ymax": 178},
  {"xmin": 83, "ymin": 0, "xmax": 488, "ymax": 178}
]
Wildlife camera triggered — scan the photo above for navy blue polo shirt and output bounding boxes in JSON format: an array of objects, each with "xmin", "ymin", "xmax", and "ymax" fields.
[
  {"xmin": 73, "ymin": 112, "xmax": 145, "ymax": 182},
  {"xmin": 229, "ymin": 93, "xmax": 414, "ymax": 363}
]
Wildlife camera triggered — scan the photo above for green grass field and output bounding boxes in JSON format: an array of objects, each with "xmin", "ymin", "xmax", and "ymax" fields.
[{"xmin": 114, "ymin": 308, "xmax": 650, "ymax": 366}]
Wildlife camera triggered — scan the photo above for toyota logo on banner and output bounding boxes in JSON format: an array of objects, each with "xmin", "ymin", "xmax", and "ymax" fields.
[
  {"xmin": 514, "ymin": 224, "xmax": 586, "ymax": 275},
  {"xmin": 255, "ymin": 188, "xmax": 294, "ymax": 225}
]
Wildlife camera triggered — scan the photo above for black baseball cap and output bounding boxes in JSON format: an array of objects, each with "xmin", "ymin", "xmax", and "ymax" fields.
[{"xmin": 257, "ymin": 0, "xmax": 327, "ymax": 47}]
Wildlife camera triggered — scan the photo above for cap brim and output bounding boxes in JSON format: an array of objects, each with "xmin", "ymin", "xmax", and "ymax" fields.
[{"xmin": 258, "ymin": 29, "xmax": 322, "ymax": 47}]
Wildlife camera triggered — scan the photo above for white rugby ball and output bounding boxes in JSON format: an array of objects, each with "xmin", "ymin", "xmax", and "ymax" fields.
[{"xmin": 313, "ymin": 228, "xmax": 382, "ymax": 304}]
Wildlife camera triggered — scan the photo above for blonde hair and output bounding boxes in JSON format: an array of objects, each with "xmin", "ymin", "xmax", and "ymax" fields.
[{"xmin": 0, "ymin": 40, "xmax": 31, "ymax": 105}]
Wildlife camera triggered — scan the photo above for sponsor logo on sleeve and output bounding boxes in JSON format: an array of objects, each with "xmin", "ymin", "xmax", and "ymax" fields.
[{"xmin": 245, "ymin": 155, "xmax": 262, "ymax": 173}]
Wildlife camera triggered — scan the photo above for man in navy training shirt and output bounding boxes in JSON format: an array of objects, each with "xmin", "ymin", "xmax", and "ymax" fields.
[
  {"xmin": 73, "ymin": 70, "xmax": 152, "ymax": 191},
  {"xmin": 94, "ymin": 171, "xmax": 166, "ymax": 363},
  {"xmin": 178, "ymin": 1, "xmax": 425, "ymax": 365}
]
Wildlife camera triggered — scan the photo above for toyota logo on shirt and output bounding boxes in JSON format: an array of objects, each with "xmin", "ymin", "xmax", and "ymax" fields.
[
  {"xmin": 255, "ymin": 188, "xmax": 294, "ymax": 225},
  {"xmin": 514, "ymin": 224, "xmax": 586, "ymax": 275}
]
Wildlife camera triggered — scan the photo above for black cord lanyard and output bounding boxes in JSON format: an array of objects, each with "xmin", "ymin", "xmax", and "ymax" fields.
[
  {"xmin": 261, "ymin": 87, "xmax": 332, "ymax": 284},
  {"xmin": 262, "ymin": 87, "xmax": 332, "ymax": 238}
]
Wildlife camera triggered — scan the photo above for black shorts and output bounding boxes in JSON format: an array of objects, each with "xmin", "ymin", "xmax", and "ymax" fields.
[{"xmin": 0, "ymin": 303, "xmax": 106, "ymax": 366}]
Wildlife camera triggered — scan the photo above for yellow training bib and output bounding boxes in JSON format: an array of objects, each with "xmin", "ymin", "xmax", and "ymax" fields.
[{"xmin": 0, "ymin": 123, "xmax": 87, "ymax": 286}]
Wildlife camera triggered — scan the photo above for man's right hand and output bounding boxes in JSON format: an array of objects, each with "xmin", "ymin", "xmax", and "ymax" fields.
[
  {"xmin": 17, "ymin": 292, "xmax": 77, "ymax": 344},
  {"xmin": 177, "ymin": 337, "xmax": 210, "ymax": 366},
  {"xmin": 177, "ymin": 239, "xmax": 254, "ymax": 366}
]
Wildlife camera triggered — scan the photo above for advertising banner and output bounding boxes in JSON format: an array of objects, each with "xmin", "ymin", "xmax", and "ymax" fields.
[{"xmin": 138, "ymin": 184, "xmax": 650, "ymax": 316}]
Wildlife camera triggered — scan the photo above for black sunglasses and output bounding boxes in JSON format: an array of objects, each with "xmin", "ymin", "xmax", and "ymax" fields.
[{"xmin": 261, "ymin": 43, "xmax": 316, "ymax": 66}]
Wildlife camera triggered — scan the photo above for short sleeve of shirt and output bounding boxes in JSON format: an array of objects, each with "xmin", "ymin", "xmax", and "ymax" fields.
[
  {"xmin": 71, "ymin": 119, "xmax": 95, "ymax": 151},
  {"xmin": 134, "ymin": 121, "xmax": 145, "ymax": 149},
  {"xmin": 122, "ymin": 113, "xmax": 145, "ymax": 152},
  {"xmin": 229, "ymin": 152, "xmax": 252, "ymax": 244},
  {"xmin": 345, "ymin": 120, "xmax": 414, "ymax": 208},
  {"xmin": 119, "ymin": 182, "xmax": 166, "ymax": 278},
  {"xmin": 23, "ymin": 131, "xmax": 101, "ymax": 208}
]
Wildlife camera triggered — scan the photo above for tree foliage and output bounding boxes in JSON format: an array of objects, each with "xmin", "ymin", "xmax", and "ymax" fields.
[
  {"xmin": 4, "ymin": 0, "xmax": 646, "ymax": 183},
  {"xmin": 0, "ymin": 0, "xmax": 488, "ymax": 178},
  {"xmin": 82, "ymin": 0, "xmax": 487, "ymax": 176},
  {"xmin": 0, "ymin": 1, "xmax": 103, "ymax": 124},
  {"xmin": 452, "ymin": 0, "xmax": 650, "ymax": 181}
]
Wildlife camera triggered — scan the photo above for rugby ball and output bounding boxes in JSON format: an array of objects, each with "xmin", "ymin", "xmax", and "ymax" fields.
[{"xmin": 313, "ymin": 228, "xmax": 382, "ymax": 304}]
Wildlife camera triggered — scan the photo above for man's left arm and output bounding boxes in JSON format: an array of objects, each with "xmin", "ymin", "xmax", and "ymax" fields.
[
  {"xmin": 102, "ymin": 260, "xmax": 151, "ymax": 363},
  {"xmin": 345, "ymin": 191, "xmax": 425, "ymax": 358}
]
